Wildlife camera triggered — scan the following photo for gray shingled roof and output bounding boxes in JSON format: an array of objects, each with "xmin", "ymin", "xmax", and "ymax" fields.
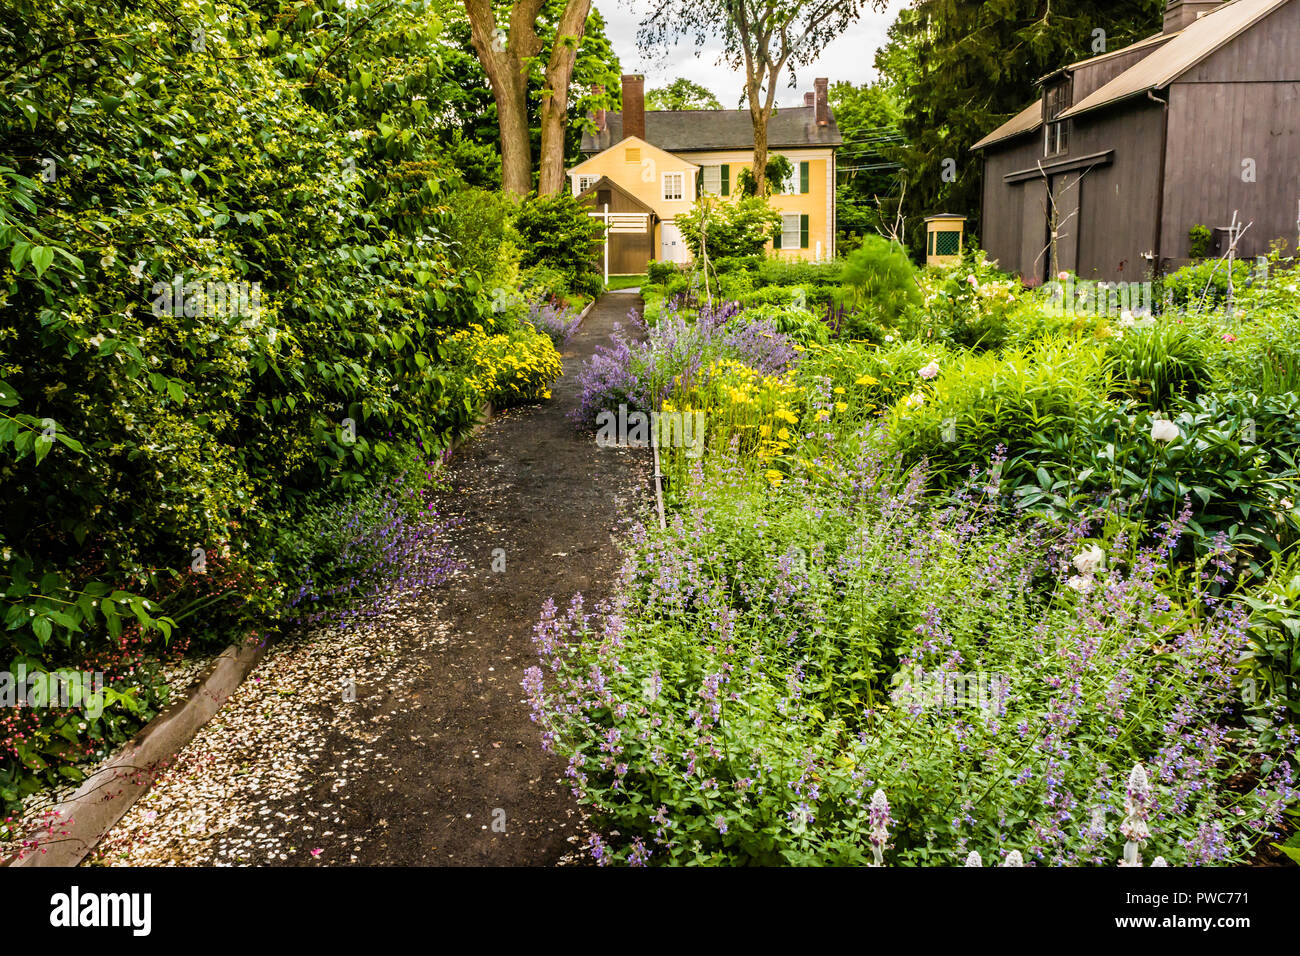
[{"xmin": 581, "ymin": 106, "xmax": 842, "ymax": 154}]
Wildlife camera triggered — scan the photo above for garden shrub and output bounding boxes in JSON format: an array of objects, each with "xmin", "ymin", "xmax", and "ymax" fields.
[
  {"xmin": 888, "ymin": 338, "xmax": 1108, "ymax": 487},
  {"xmin": 1163, "ymin": 259, "xmax": 1251, "ymax": 309},
  {"xmin": 0, "ymin": 0, "xmax": 561, "ymax": 816},
  {"xmin": 515, "ymin": 191, "xmax": 605, "ymax": 295},
  {"xmin": 839, "ymin": 236, "xmax": 922, "ymax": 337},
  {"xmin": 1103, "ymin": 321, "xmax": 1212, "ymax": 409},
  {"xmin": 645, "ymin": 261, "xmax": 681, "ymax": 284},
  {"xmin": 1016, "ymin": 391, "xmax": 1300, "ymax": 568},
  {"xmin": 675, "ymin": 197, "xmax": 781, "ymax": 260}
]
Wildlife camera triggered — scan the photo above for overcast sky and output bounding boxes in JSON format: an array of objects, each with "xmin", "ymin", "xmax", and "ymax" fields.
[{"xmin": 597, "ymin": 0, "xmax": 901, "ymax": 108}]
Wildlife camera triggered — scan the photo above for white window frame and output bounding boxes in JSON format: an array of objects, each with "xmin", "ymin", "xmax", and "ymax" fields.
[
  {"xmin": 575, "ymin": 174, "xmax": 598, "ymax": 195},
  {"xmin": 662, "ymin": 171, "xmax": 685, "ymax": 201},
  {"xmin": 780, "ymin": 213, "xmax": 801, "ymax": 249},
  {"xmin": 701, "ymin": 165, "xmax": 722, "ymax": 196}
]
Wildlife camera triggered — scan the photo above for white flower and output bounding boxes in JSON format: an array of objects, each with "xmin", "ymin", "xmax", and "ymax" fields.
[
  {"xmin": 964, "ymin": 851, "xmax": 983, "ymax": 867},
  {"xmin": 884, "ymin": 334, "xmax": 895, "ymax": 343},
  {"xmin": 1150, "ymin": 856, "xmax": 1168, "ymax": 867},
  {"xmin": 1150, "ymin": 418, "xmax": 1180, "ymax": 443},
  {"xmin": 99, "ymin": 250, "xmax": 116, "ymax": 269},
  {"xmin": 966, "ymin": 274, "xmax": 978, "ymax": 287},
  {"xmin": 1002, "ymin": 850, "xmax": 1024, "ymax": 867},
  {"xmin": 1072, "ymin": 545, "xmax": 1105, "ymax": 576},
  {"xmin": 130, "ymin": 261, "xmax": 147, "ymax": 280},
  {"xmin": 88, "ymin": 333, "xmax": 105, "ymax": 348},
  {"xmin": 905, "ymin": 392, "xmax": 925, "ymax": 407},
  {"xmin": 1067, "ymin": 574, "xmax": 1094, "ymax": 594},
  {"xmin": 918, "ymin": 361, "xmax": 939, "ymax": 380}
]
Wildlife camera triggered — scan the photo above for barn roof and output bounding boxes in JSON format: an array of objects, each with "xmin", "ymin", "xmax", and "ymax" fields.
[
  {"xmin": 581, "ymin": 106, "xmax": 842, "ymax": 154},
  {"xmin": 1060, "ymin": 0, "xmax": 1294, "ymax": 119},
  {"xmin": 970, "ymin": 99, "xmax": 1044, "ymax": 151}
]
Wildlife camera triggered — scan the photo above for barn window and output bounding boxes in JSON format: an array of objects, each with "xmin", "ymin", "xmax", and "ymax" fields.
[
  {"xmin": 1043, "ymin": 78, "xmax": 1072, "ymax": 157},
  {"xmin": 663, "ymin": 171, "xmax": 685, "ymax": 201},
  {"xmin": 597, "ymin": 189, "xmax": 611, "ymax": 207}
]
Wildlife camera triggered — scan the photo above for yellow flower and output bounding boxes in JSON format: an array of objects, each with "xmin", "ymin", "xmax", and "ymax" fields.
[
  {"xmin": 778, "ymin": 427, "xmax": 790, "ymax": 440},
  {"xmin": 759, "ymin": 424, "xmax": 772, "ymax": 438},
  {"xmin": 765, "ymin": 470, "xmax": 784, "ymax": 485},
  {"xmin": 835, "ymin": 402, "xmax": 848, "ymax": 412},
  {"xmin": 816, "ymin": 410, "xmax": 830, "ymax": 421},
  {"xmin": 833, "ymin": 387, "xmax": 846, "ymax": 395},
  {"xmin": 855, "ymin": 375, "xmax": 879, "ymax": 386}
]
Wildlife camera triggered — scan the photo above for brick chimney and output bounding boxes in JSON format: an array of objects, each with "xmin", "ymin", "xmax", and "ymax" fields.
[
  {"xmin": 621, "ymin": 74, "xmax": 645, "ymax": 141},
  {"xmin": 591, "ymin": 83, "xmax": 605, "ymax": 132},
  {"xmin": 1163, "ymin": 0, "xmax": 1221, "ymax": 32},
  {"xmin": 804, "ymin": 92, "xmax": 815, "ymax": 107},
  {"xmin": 814, "ymin": 77, "xmax": 829, "ymax": 127}
]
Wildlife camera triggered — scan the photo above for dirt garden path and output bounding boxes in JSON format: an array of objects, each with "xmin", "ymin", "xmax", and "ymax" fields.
[{"xmin": 90, "ymin": 292, "xmax": 651, "ymax": 867}]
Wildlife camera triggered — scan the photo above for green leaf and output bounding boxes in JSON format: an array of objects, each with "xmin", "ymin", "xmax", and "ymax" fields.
[{"xmin": 29, "ymin": 245, "xmax": 54, "ymax": 277}]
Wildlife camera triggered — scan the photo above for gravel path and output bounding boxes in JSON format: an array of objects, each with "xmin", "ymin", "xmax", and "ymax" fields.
[{"xmin": 90, "ymin": 292, "xmax": 651, "ymax": 866}]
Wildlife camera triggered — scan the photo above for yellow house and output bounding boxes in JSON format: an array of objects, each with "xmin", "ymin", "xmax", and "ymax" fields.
[{"xmin": 569, "ymin": 75, "xmax": 842, "ymax": 273}]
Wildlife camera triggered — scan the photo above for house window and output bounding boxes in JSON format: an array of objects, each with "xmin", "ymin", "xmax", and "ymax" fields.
[
  {"xmin": 625, "ymin": 147, "xmax": 641, "ymax": 164},
  {"xmin": 701, "ymin": 165, "xmax": 729, "ymax": 196},
  {"xmin": 1044, "ymin": 79, "xmax": 1072, "ymax": 157},
  {"xmin": 773, "ymin": 213, "xmax": 808, "ymax": 250},
  {"xmin": 775, "ymin": 159, "xmax": 809, "ymax": 195},
  {"xmin": 575, "ymin": 175, "xmax": 597, "ymax": 195},
  {"xmin": 663, "ymin": 171, "xmax": 685, "ymax": 201}
]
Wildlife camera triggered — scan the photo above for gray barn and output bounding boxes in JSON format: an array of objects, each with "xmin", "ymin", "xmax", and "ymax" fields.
[{"xmin": 971, "ymin": 0, "xmax": 1300, "ymax": 283}]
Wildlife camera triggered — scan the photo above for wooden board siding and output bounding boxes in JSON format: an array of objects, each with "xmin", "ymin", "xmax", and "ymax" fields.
[
  {"xmin": 1069, "ymin": 102, "xmax": 1166, "ymax": 280},
  {"xmin": 1020, "ymin": 179, "xmax": 1049, "ymax": 283},
  {"xmin": 1071, "ymin": 36, "xmax": 1175, "ymax": 103},
  {"xmin": 1179, "ymin": 0, "xmax": 1300, "ymax": 83},
  {"xmin": 1159, "ymin": 1, "xmax": 1300, "ymax": 263},
  {"xmin": 979, "ymin": 135, "xmax": 1041, "ymax": 278},
  {"xmin": 577, "ymin": 178, "xmax": 657, "ymax": 275},
  {"xmin": 1161, "ymin": 79, "xmax": 1300, "ymax": 263}
]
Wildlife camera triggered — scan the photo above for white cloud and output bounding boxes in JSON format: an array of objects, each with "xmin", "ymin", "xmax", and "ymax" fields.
[{"xmin": 599, "ymin": 0, "xmax": 899, "ymax": 107}]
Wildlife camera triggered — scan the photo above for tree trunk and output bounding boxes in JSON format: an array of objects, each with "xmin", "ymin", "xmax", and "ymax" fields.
[
  {"xmin": 537, "ymin": 0, "xmax": 593, "ymax": 195},
  {"xmin": 465, "ymin": 0, "xmax": 545, "ymax": 197}
]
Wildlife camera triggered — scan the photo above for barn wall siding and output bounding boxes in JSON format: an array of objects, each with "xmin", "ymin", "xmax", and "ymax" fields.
[
  {"xmin": 979, "ymin": 135, "xmax": 1042, "ymax": 279},
  {"xmin": 1070, "ymin": 102, "xmax": 1165, "ymax": 281},
  {"xmin": 1161, "ymin": 80, "xmax": 1300, "ymax": 263},
  {"xmin": 1181, "ymin": 0, "xmax": 1300, "ymax": 83}
]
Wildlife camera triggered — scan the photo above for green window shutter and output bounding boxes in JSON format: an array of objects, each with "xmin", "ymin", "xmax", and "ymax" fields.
[
  {"xmin": 721, "ymin": 165, "xmax": 729, "ymax": 196},
  {"xmin": 773, "ymin": 225, "xmax": 782, "ymax": 250},
  {"xmin": 928, "ymin": 230, "xmax": 935, "ymax": 256},
  {"xmin": 800, "ymin": 214, "xmax": 809, "ymax": 249},
  {"xmin": 800, "ymin": 161, "xmax": 809, "ymax": 194}
]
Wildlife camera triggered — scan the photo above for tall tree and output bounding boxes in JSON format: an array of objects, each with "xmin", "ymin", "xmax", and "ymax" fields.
[
  {"xmin": 463, "ymin": 0, "xmax": 595, "ymax": 195},
  {"xmin": 876, "ymin": 0, "xmax": 1164, "ymax": 258},
  {"xmin": 429, "ymin": 1, "xmax": 619, "ymax": 189},
  {"xmin": 638, "ymin": 0, "xmax": 887, "ymax": 195},
  {"xmin": 646, "ymin": 78, "xmax": 723, "ymax": 110}
]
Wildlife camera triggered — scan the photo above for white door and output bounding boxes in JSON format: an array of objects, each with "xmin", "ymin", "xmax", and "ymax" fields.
[{"xmin": 660, "ymin": 223, "xmax": 686, "ymax": 264}]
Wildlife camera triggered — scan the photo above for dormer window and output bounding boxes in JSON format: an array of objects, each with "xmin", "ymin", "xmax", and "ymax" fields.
[{"xmin": 1044, "ymin": 78, "xmax": 1072, "ymax": 156}]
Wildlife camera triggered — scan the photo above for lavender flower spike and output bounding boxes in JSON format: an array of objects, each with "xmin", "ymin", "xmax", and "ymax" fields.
[{"xmin": 867, "ymin": 789, "xmax": 891, "ymax": 867}]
